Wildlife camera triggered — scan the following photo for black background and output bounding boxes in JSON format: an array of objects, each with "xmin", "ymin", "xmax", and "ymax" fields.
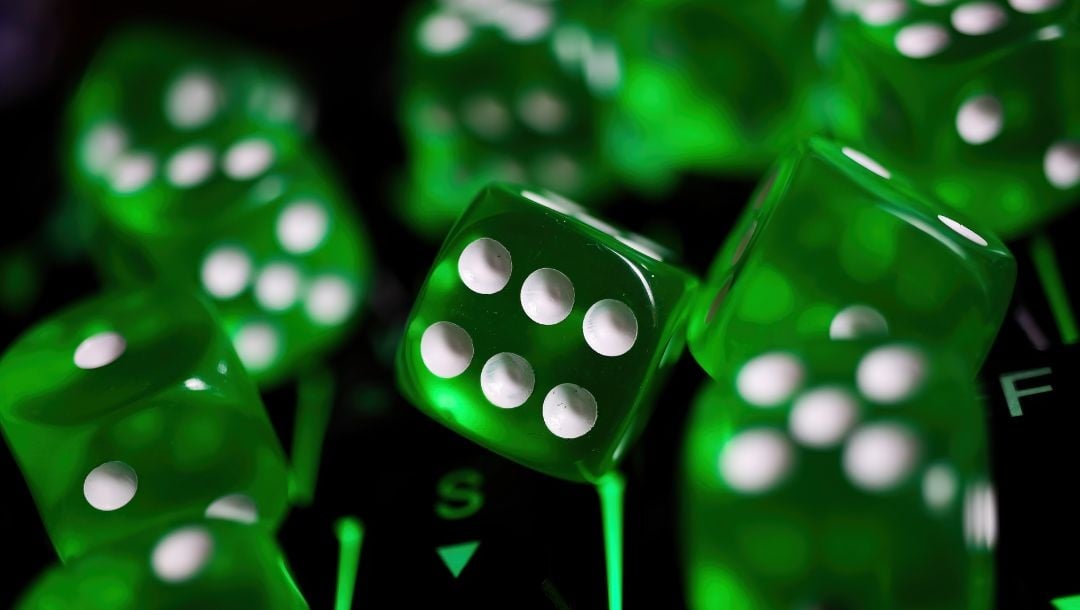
[{"xmin": 2, "ymin": 1, "xmax": 1079, "ymax": 608}]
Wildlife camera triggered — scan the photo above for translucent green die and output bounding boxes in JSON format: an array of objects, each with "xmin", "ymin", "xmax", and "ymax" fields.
[
  {"xmin": 683, "ymin": 340, "xmax": 994, "ymax": 609},
  {"xmin": 605, "ymin": 0, "xmax": 829, "ymax": 188},
  {"xmin": 69, "ymin": 27, "xmax": 313, "ymax": 233},
  {"xmin": 398, "ymin": 0, "xmax": 618, "ymax": 236},
  {"xmin": 0, "ymin": 287, "xmax": 289, "ymax": 561},
  {"xmin": 17, "ymin": 520, "xmax": 307, "ymax": 609},
  {"xmin": 828, "ymin": 4, "xmax": 1080, "ymax": 237},
  {"xmin": 687, "ymin": 138, "xmax": 1015, "ymax": 380},
  {"xmin": 397, "ymin": 184, "xmax": 697, "ymax": 482},
  {"xmin": 89, "ymin": 151, "xmax": 372, "ymax": 386}
]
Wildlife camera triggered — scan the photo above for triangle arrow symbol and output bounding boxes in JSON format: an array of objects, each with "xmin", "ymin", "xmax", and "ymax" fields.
[{"xmin": 436, "ymin": 540, "xmax": 480, "ymax": 579}]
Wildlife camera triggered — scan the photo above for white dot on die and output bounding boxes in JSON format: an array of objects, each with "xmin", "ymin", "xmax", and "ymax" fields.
[
  {"xmin": 736, "ymin": 352, "xmax": 805, "ymax": 407},
  {"xmin": 789, "ymin": 387, "xmax": 860, "ymax": 448},
  {"xmin": 1009, "ymin": 0, "xmax": 1061, "ymax": 13},
  {"xmin": 205, "ymin": 493, "xmax": 258, "ymax": 524},
  {"xmin": 82, "ymin": 122, "xmax": 127, "ymax": 174},
  {"xmin": 201, "ymin": 246, "xmax": 252, "ymax": 299},
  {"xmin": 542, "ymin": 383, "xmax": 598, "ymax": 439},
  {"xmin": 166, "ymin": 146, "xmax": 215, "ymax": 188},
  {"xmin": 419, "ymin": 12, "xmax": 472, "ymax": 54},
  {"xmin": 166, "ymin": 71, "xmax": 221, "ymax": 129},
  {"xmin": 938, "ymin": 214, "xmax": 989, "ymax": 246},
  {"xmin": 1044, "ymin": 141, "xmax": 1080, "ymax": 189},
  {"xmin": 956, "ymin": 95, "xmax": 1004, "ymax": 145},
  {"xmin": 481, "ymin": 352, "xmax": 535, "ymax": 408},
  {"xmin": 276, "ymin": 201, "xmax": 330, "ymax": 254},
  {"xmin": 843, "ymin": 423, "xmax": 921, "ymax": 491},
  {"xmin": 923, "ymin": 463, "xmax": 959, "ymax": 510},
  {"xmin": 304, "ymin": 275, "xmax": 356, "ymax": 326},
  {"xmin": 83, "ymin": 461, "xmax": 137, "ymax": 511},
  {"xmin": 255, "ymin": 263, "xmax": 302, "ymax": 311},
  {"xmin": 110, "ymin": 153, "xmax": 156, "ymax": 193},
  {"xmin": 952, "ymin": 3, "xmax": 1008, "ymax": 35},
  {"xmin": 520, "ymin": 268, "xmax": 575, "ymax": 325},
  {"xmin": 583, "ymin": 299, "xmax": 638, "ymax": 357},
  {"xmin": 233, "ymin": 322, "xmax": 280, "ymax": 372},
  {"xmin": 74, "ymin": 331, "xmax": 127, "ymax": 370},
  {"xmin": 830, "ymin": 304, "xmax": 889, "ymax": 340},
  {"xmin": 964, "ymin": 482, "xmax": 998, "ymax": 549},
  {"xmin": 895, "ymin": 23, "xmax": 951, "ymax": 58},
  {"xmin": 420, "ymin": 321, "xmax": 474, "ymax": 378},
  {"xmin": 719, "ymin": 429, "xmax": 794, "ymax": 494},
  {"xmin": 458, "ymin": 237, "xmax": 512, "ymax": 295},
  {"xmin": 841, "ymin": 146, "xmax": 891, "ymax": 179},
  {"xmin": 223, "ymin": 138, "xmax": 275, "ymax": 180},
  {"xmin": 517, "ymin": 89, "xmax": 568, "ymax": 133},
  {"xmin": 859, "ymin": 0, "xmax": 908, "ymax": 26},
  {"xmin": 462, "ymin": 95, "xmax": 511, "ymax": 140},
  {"xmin": 498, "ymin": 1, "xmax": 553, "ymax": 42},
  {"xmin": 152, "ymin": 526, "xmax": 215, "ymax": 583},
  {"xmin": 856, "ymin": 345, "xmax": 927, "ymax": 404}
]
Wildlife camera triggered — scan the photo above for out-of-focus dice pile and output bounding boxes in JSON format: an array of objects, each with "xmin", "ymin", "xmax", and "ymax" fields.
[{"xmin": 1, "ymin": 0, "xmax": 1078, "ymax": 608}]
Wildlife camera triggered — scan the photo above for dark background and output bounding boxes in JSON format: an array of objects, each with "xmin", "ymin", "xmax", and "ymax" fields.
[{"xmin": 2, "ymin": 1, "xmax": 1079, "ymax": 608}]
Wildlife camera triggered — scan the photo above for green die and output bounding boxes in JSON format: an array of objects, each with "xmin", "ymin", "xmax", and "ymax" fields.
[
  {"xmin": 605, "ymin": 0, "xmax": 828, "ymax": 187},
  {"xmin": 69, "ymin": 27, "xmax": 312, "ymax": 234},
  {"xmin": 686, "ymin": 138, "xmax": 1015, "ymax": 380},
  {"xmin": 683, "ymin": 341, "xmax": 994, "ymax": 609},
  {"xmin": 17, "ymin": 520, "xmax": 307, "ymax": 610},
  {"xmin": 396, "ymin": 184, "xmax": 697, "ymax": 482},
  {"xmin": 828, "ymin": 4, "xmax": 1080, "ymax": 237},
  {"xmin": 398, "ymin": 0, "xmax": 617, "ymax": 236},
  {"xmin": 90, "ymin": 152, "xmax": 372, "ymax": 386},
  {"xmin": 0, "ymin": 287, "xmax": 289, "ymax": 561}
]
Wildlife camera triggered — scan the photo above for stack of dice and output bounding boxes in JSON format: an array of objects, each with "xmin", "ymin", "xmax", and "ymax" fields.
[{"xmin": 2, "ymin": 26, "xmax": 381, "ymax": 608}]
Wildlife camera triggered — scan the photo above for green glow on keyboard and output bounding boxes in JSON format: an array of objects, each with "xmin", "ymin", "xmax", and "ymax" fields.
[
  {"xmin": 1031, "ymin": 233, "xmax": 1079, "ymax": 345},
  {"xmin": 1054, "ymin": 594, "xmax": 1080, "ymax": 609},
  {"xmin": 334, "ymin": 517, "xmax": 365, "ymax": 610},
  {"xmin": 290, "ymin": 366, "xmax": 336, "ymax": 505},
  {"xmin": 597, "ymin": 471, "xmax": 626, "ymax": 610}
]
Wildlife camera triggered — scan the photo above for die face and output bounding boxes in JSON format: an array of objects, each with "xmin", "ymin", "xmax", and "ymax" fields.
[
  {"xmin": 17, "ymin": 521, "xmax": 309, "ymax": 610},
  {"xmin": 0, "ymin": 287, "xmax": 289, "ymax": 561},
  {"xmin": 831, "ymin": 0, "xmax": 1074, "ymax": 61},
  {"xmin": 397, "ymin": 184, "xmax": 697, "ymax": 482},
  {"xmin": 687, "ymin": 138, "xmax": 1016, "ymax": 380},
  {"xmin": 399, "ymin": 1, "xmax": 615, "ymax": 236},
  {"xmin": 69, "ymin": 28, "xmax": 312, "ymax": 240},
  {"xmin": 829, "ymin": 10, "xmax": 1080, "ymax": 236},
  {"xmin": 606, "ymin": 0, "xmax": 828, "ymax": 184},
  {"xmin": 683, "ymin": 341, "xmax": 994, "ymax": 609},
  {"xmin": 87, "ymin": 149, "xmax": 371, "ymax": 387}
]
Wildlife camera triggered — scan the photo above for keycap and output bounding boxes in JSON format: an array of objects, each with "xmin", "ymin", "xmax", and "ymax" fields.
[
  {"xmin": 683, "ymin": 340, "xmax": 994, "ymax": 609},
  {"xmin": 828, "ymin": 2, "xmax": 1080, "ymax": 237},
  {"xmin": 16, "ymin": 520, "xmax": 308, "ymax": 609},
  {"xmin": 396, "ymin": 184, "xmax": 697, "ymax": 482},
  {"xmin": 686, "ymin": 137, "xmax": 1015, "ymax": 380},
  {"xmin": 0, "ymin": 286, "xmax": 289, "ymax": 561}
]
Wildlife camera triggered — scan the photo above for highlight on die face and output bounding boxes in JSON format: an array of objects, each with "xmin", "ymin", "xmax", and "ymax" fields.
[{"xmin": 1, "ymin": 0, "xmax": 1074, "ymax": 608}]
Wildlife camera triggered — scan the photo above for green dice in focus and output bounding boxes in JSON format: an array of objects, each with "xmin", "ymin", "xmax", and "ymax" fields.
[
  {"xmin": 683, "ymin": 341, "xmax": 994, "ymax": 609},
  {"xmin": 828, "ymin": 2, "xmax": 1080, "ymax": 237},
  {"xmin": 17, "ymin": 520, "xmax": 307, "ymax": 610},
  {"xmin": 0, "ymin": 287, "xmax": 289, "ymax": 561},
  {"xmin": 67, "ymin": 28, "xmax": 372, "ymax": 386},
  {"xmin": 398, "ymin": 1, "xmax": 619, "ymax": 236},
  {"xmin": 397, "ymin": 184, "xmax": 697, "ymax": 482},
  {"xmin": 687, "ymin": 138, "xmax": 1015, "ymax": 380}
]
